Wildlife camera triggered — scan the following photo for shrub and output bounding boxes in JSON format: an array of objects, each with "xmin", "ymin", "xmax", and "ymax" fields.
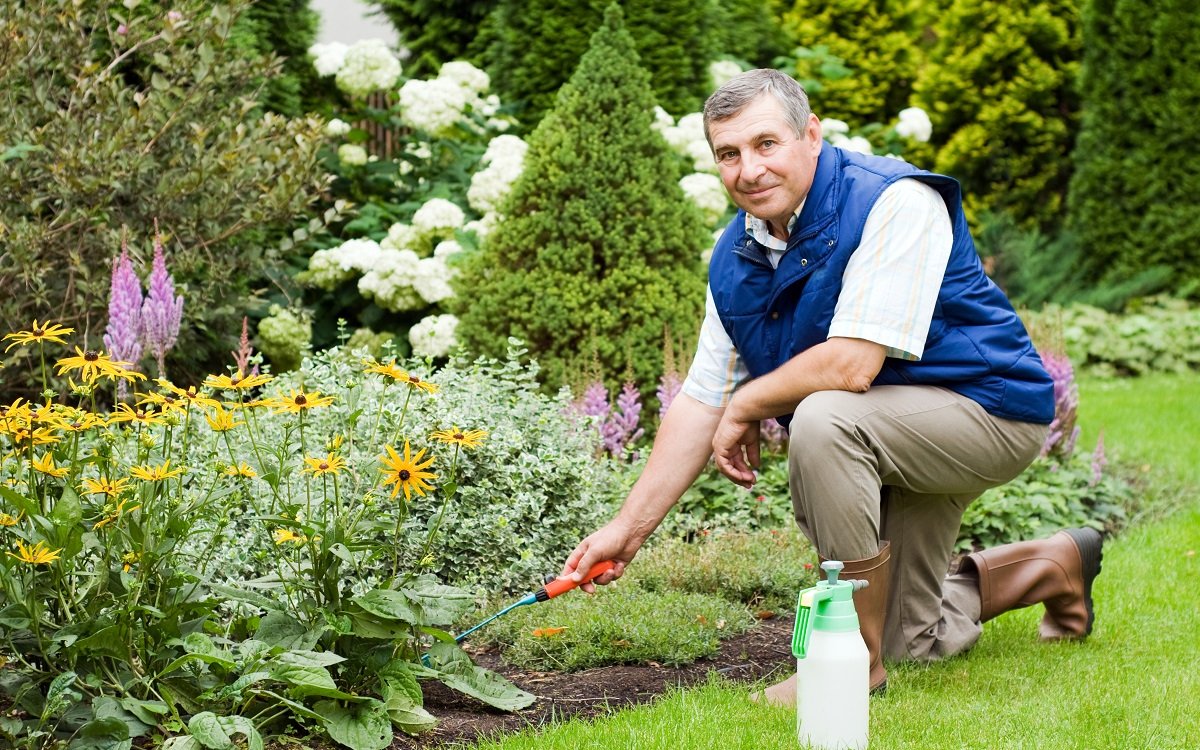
[
  {"xmin": 1066, "ymin": 0, "xmax": 1200, "ymax": 295},
  {"xmin": 780, "ymin": 0, "xmax": 926, "ymax": 128},
  {"xmin": 478, "ymin": 0, "xmax": 717, "ymax": 122},
  {"xmin": 454, "ymin": 5, "xmax": 708, "ymax": 399},
  {"xmin": 912, "ymin": 0, "xmax": 1082, "ymax": 229},
  {"xmin": 372, "ymin": 0, "xmax": 496, "ymax": 78},
  {"xmin": 228, "ymin": 0, "xmax": 324, "ymax": 117},
  {"xmin": 0, "ymin": 0, "xmax": 328, "ymax": 389}
]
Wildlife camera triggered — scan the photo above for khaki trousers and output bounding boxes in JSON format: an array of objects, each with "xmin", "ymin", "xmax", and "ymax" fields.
[{"xmin": 787, "ymin": 385, "xmax": 1047, "ymax": 662}]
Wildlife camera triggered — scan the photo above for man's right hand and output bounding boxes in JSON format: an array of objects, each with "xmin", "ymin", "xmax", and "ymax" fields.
[{"xmin": 560, "ymin": 519, "xmax": 644, "ymax": 593}]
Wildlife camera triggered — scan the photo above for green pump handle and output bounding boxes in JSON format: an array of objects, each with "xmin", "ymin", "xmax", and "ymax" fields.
[{"xmin": 792, "ymin": 561, "xmax": 869, "ymax": 659}]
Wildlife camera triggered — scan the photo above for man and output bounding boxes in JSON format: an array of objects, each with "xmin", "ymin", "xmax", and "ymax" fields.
[{"xmin": 561, "ymin": 69, "xmax": 1103, "ymax": 703}]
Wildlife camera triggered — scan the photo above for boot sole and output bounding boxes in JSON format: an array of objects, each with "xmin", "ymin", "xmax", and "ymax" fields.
[{"xmin": 1062, "ymin": 527, "xmax": 1103, "ymax": 636}]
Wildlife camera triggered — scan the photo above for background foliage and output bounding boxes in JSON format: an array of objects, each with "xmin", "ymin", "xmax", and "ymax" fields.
[
  {"xmin": 0, "ymin": 0, "xmax": 327, "ymax": 387},
  {"xmin": 454, "ymin": 6, "xmax": 708, "ymax": 400}
]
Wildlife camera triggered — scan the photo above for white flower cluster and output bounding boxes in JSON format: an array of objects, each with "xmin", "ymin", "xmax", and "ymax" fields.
[
  {"xmin": 655, "ymin": 111, "xmax": 717, "ymax": 173},
  {"xmin": 895, "ymin": 106, "xmax": 933, "ymax": 142},
  {"xmin": 467, "ymin": 134, "xmax": 528, "ymax": 215},
  {"xmin": 333, "ymin": 39, "xmax": 402, "ymax": 98},
  {"xmin": 304, "ymin": 238, "xmax": 384, "ymax": 290},
  {"xmin": 408, "ymin": 313, "xmax": 460, "ymax": 358},
  {"xmin": 679, "ymin": 172, "xmax": 729, "ymax": 228},
  {"xmin": 399, "ymin": 60, "xmax": 500, "ymax": 136},
  {"xmin": 309, "ymin": 42, "xmax": 347, "ymax": 77},
  {"xmin": 337, "ymin": 143, "xmax": 368, "ymax": 166},
  {"xmin": 708, "ymin": 59, "xmax": 744, "ymax": 91},
  {"xmin": 325, "ymin": 118, "xmax": 352, "ymax": 137},
  {"xmin": 358, "ymin": 248, "xmax": 425, "ymax": 311},
  {"xmin": 411, "ymin": 198, "xmax": 465, "ymax": 240}
]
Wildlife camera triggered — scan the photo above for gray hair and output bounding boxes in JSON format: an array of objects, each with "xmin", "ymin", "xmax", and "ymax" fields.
[{"xmin": 702, "ymin": 69, "xmax": 813, "ymax": 147}]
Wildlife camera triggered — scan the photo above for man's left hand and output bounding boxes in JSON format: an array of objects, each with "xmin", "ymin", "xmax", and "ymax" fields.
[{"xmin": 713, "ymin": 410, "xmax": 760, "ymax": 488}]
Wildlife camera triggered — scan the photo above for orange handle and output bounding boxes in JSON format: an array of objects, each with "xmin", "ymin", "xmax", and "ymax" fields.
[{"xmin": 542, "ymin": 560, "xmax": 617, "ymax": 599}]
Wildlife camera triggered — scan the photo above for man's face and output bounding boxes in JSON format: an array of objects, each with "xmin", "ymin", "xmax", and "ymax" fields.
[{"xmin": 708, "ymin": 94, "xmax": 822, "ymax": 238}]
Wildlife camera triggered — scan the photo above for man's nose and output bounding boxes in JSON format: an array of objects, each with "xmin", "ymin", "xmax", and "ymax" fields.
[{"xmin": 740, "ymin": 151, "xmax": 767, "ymax": 182}]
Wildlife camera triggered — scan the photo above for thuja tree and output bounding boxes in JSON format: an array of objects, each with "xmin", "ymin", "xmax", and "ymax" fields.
[
  {"xmin": 912, "ymin": 0, "xmax": 1082, "ymax": 229},
  {"xmin": 454, "ymin": 5, "xmax": 708, "ymax": 400},
  {"xmin": 0, "ymin": 0, "xmax": 326, "ymax": 386},
  {"xmin": 1067, "ymin": 0, "xmax": 1200, "ymax": 293},
  {"xmin": 228, "ymin": 0, "xmax": 324, "ymax": 116},
  {"xmin": 779, "ymin": 0, "xmax": 926, "ymax": 127},
  {"xmin": 479, "ymin": 0, "xmax": 716, "ymax": 122},
  {"xmin": 712, "ymin": 0, "xmax": 791, "ymax": 69},
  {"xmin": 372, "ymin": 0, "xmax": 497, "ymax": 78}
]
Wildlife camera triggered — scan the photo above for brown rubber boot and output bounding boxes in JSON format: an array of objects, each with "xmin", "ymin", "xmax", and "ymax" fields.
[
  {"xmin": 831, "ymin": 541, "xmax": 891, "ymax": 693},
  {"xmin": 752, "ymin": 541, "xmax": 891, "ymax": 707},
  {"xmin": 967, "ymin": 528, "xmax": 1103, "ymax": 640}
]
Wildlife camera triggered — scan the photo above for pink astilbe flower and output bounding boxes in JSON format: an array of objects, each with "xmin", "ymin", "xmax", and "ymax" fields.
[
  {"xmin": 760, "ymin": 417, "xmax": 788, "ymax": 453},
  {"xmin": 571, "ymin": 381, "xmax": 644, "ymax": 459},
  {"xmin": 656, "ymin": 371, "xmax": 682, "ymax": 420},
  {"xmin": 1039, "ymin": 350, "xmax": 1080, "ymax": 459},
  {"xmin": 140, "ymin": 225, "xmax": 184, "ymax": 377},
  {"xmin": 1090, "ymin": 430, "xmax": 1107, "ymax": 487},
  {"xmin": 103, "ymin": 237, "xmax": 144, "ymax": 400},
  {"xmin": 231, "ymin": 316, "xmax": 259, "ymax": 376}
]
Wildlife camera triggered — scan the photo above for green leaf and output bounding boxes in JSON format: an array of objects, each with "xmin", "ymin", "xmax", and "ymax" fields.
[
  {"xmin": 186, "ymin": 713, "xmax": 229, "ymax": 749},
  {"xmin": 0, "ymin": 485, "xmax": 38, "ymax": 518},
  {"xmin": 348, "ymin": 614, "xmax": 412, "ymax": 640},
  {"xmin": 118, "ymin": 697, "xmax": 169, "ymax": 726},
  {"xmin": 0, "ymin": 143, "xmax": 44, "ymax": 162},
  {"xmin": 161, "ymin": 738, "xmax": 201, "ymax": 750},
  {"xmin": 50, "ymin": 485, "xmax": 82, "ymax": 529},
  {"xmin": 255, "ymin": 610, "xmax": 322, "ymax": 651},
  {"xmin": 382, "ymin": 686, "xmax": 436, "ymax": 736},
  {"xmin": 400, "ymin": 578, "xmax": 474, "ymax": 626},
  {"xmin": 427, "ymin": 643, "xmax": 534, "ymax": 711},
  {"xmin": 208, "ymin": 583, "xmax": 278, "ymax": 611},
  {"xmin": 67, "ymin": 717, "xmax": 131, "ymax": 750},
  {"xmin": 315, "ymin": 699, "xmax": 393, "ymax": 750},
  {"xmin": 353, "ymin": 589, "xmax": 420, "ymax": 624},
  {"xmin": 274, "ymin": 650, "xmax": 346, "ymax": 669},
  {"xmin": 43, "ymin": 671, "xmax": 79, "ymax": 719},
  {"xmin": 92, "ymin": 696, "xmax": 150, "ymax": 738},
  {"xmin": 267, "ymin": 663, "xmax": 358, "ymax": 700}
]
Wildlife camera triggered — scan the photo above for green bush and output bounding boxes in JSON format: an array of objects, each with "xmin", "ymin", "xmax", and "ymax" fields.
[
  {"xmin": 0, "ymin": 0, "xmax": 327, "ymax": 388},
  {"xmin": 454, "ymin": 5, "xmax": 708, "ymax": 398},
  {"xmin": 912, "ymin": 0, "xmax": 1082, "ymax": 229},
  {"xmin": 657, "ymin": 454, "xmax": 794, "ymax": 539},
  {"xmin": 711, "ymin": 0, "xmax": 791, "ymax": 69},
  {"xmin": 779, "ymin": 0, "xmax": 926, "ymax": 128},
  {"xmin": 478, "ymin": 582, "xmax": 756, "ymax": 671},
  {"xmin": 373, "ymin": 0, "xmax": 496, "ymax": 78},
  {"xmin": 228, "ymin": 0, "xmax": 324, "ymax": 117},
  {"xmin": 478, "ymin": 0, "xmax": 716, "ymax": 122},
  {"xmin": 632, "ymin": 529, "xmax": 819, "ymax": 613},
  {"xmin": 1066, "ymin": 0, "xmax": 1200, "ymax": 295}
]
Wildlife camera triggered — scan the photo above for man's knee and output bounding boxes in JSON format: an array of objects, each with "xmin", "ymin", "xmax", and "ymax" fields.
[{"xmin": 788, "ymin": 390, "xmax": 865, "ymax": 465}]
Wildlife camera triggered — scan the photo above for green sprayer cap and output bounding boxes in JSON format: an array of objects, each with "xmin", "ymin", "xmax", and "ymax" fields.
[{"xmin": 792, "ymin": 561, "xmax": 870, "ymax": 659}]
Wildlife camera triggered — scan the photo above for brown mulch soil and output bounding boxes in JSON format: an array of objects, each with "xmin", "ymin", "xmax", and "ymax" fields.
[{"xmin": 392, "ymin": 614, "xmax": 796, "ymax": 749}]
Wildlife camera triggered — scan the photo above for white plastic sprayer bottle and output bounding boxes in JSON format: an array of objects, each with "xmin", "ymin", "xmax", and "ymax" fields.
[{"xmin": 791, "ymin": 560, "xmax": 870, "ymax": 750}]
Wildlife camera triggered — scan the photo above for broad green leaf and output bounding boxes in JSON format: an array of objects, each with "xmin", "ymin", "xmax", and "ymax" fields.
[
  {"xmin": 208, "ymin": 672, "xmax": 271, "ymax": 701},
  {"xmin": 328, "ymin": 543, "xmax": 358, "ymax": 566},
  {"xmin": 255, "ymin": 610, "xmax": 322, "ymax": 651},
  {"xmin": 75, "ymin": 626, "xmax": 127, "ymax": 659},
  {"xmin": 428, "ymin": 643, "xmax": 534, "ymax": 711},
  {"xmin": 118, "ymin": 697, "xmax": 168, "ymax": 726},
  {"xmin": 181, "ymin": 632, "xmax": 221, "ymax": 658},
  {"xmin": 376, "ymin": 660, "xmax": 422, "ymax": 705},
  {"xmin": 0, "ymin": 485, "xmax": 38, "ymax": 517},
  {"xmin": 67, "ymin": 717, "xmax": 131, "ymax": 750},
  {"xmin": 348, "ymin": 613, "xmax": 410, "ymax": 640},
  {"xmin": 353, "ymin": 589, "xmax": 420, "ymax": 624},
  {"xmin": 161, "ymin": 738, "xmax": 201, "ymax": 750},
  {"xmin": 157, "ymin": 651, "xmax": 236, "ymax": 677},
  {"xmin": 268, "ymin": 664, "xmax": 359, "ymax": 700},
  {"xmin": 92, "ymin": 695, "xmax": 150, "ymax": 738},
  {"xmin": 186, "ymin": 713, "xmax": 229, "ymax": 749},
  {"xmin": 43, "ymin": 671, "xmax": 79, "ymax": 719},
  {"xmin": 381, "ymin": 684, "xmax": 436, "ymax": 735},
  {"xmin": 315, "ymin": 699, "xmax": 393, "ymax": 750},
  {"xmin": 274, "ymin": 650, "xmax": 346, "ymax": 669},
  {"xmin": 208, "ymin": 583, "xmax": 277, "ymax": 611},
  {"xmin": 50, "ymin": 485, "xmax": 82, "ymax": 529},
  {"xmin": 400, "ymin": 579, "xmax": 474, "ymax": 626},
  {"xmin": 253, "ymin": 690, "xmax": 324, "ymax": 721}
]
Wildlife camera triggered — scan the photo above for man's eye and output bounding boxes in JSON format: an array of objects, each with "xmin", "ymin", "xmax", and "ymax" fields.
[
  {"xmin": 717, "ymin": 151, "xmax": 738, "ymax": 163},
  {"xmin": 760, "ymin": 140, "xmax": 777, "ymax": 150}
]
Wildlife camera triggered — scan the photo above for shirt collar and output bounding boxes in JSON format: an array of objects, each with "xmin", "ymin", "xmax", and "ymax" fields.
[{"xmin": 744, "ymin": 199, "xmax": 806, "ymax": 251}]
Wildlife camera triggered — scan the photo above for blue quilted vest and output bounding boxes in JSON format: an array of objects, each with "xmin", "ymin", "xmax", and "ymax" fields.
[{"xmin": 708, "ymin": 142, "xmax": 1054, "ymax": 428}]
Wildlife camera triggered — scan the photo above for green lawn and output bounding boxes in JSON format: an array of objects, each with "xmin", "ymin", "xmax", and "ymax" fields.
[{"xmin": 461, "ymin": 373, "xmax": 1200, "ymax": 749}]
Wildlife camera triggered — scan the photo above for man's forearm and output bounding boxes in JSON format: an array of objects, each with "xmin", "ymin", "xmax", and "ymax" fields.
[{"xmin": 613, "ymin": 393, "xmax": 723, "ymax": 544}]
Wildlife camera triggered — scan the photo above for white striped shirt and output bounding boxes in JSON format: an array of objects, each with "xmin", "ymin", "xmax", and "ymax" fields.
[{"xmin": 682, "ymin": 178, "xmax": 953, "ymax": 408}]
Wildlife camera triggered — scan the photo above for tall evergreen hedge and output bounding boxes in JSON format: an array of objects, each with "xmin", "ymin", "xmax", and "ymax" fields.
[
  {"xmin": 912, "ymin": 0, "xmax": 1082, "ymax": 229},
  {"xmin": 478, "ymin": 0, "xmax": 715, "ymax": 122},
  {"xmin": 779, "ymin": 0, "xmax": 925, "ymax": 127},
  {"xmin": 372, "ymin": 0, "xmax": 495, "ymax": 78},
  {"xmin": 230, "ymin": 0, "xmax": 322, "ymax": 116},
  {"xmin": 1067, "ymin": 0, "xmax": 1200, "ymax": 293},
  {"xmin": 454, "ymin": 5, "xmax": 708, "ymax": 398}
]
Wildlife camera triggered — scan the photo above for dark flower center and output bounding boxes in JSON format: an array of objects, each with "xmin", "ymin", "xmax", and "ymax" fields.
[
  {"xmin": 85, "ymin": 350, "xmax": 99, "ymax": 361},
  {"xmin": 319, "ymin": 462, "xmax": 329, "ymax": 470},
  {"xmin": 408, "ymin": 376, "xmax": 420, "ymax": 383},
  {"xmin": 399, "ymin": 469, "xmax": 411, "ymax": 481},
  {"xmin": 295, "ymin": 395, "xmax": 308, "ymax": 406},
  {"xmin": 32, "ymin": 328, "xmax": 44, "ymax": 336},
  {"xmin": 454, "ymin": 432, "xmax": 464, "ymax": 440}
]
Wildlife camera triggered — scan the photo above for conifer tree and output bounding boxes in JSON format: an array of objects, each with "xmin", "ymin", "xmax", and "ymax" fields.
[
  {"xmin": 230, "ymin": 0, "xmax": 322, "ymax": 116},
  {"xmin": 1067, "ymin": 0, "xmax": 1200, "ymax": 292},
  {"xmin": 372, "ymin": 0, "xmax": 496, "ymax": 78},
  {"xmin": 454, "ymin": 4, "xmax": 708, "ymax": 398},
  {"xmin": 912, "ymin": 0, "xmax": 1082, "ymax": 229}
]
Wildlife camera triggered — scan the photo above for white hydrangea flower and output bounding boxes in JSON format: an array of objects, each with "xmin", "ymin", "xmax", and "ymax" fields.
[
  {"xmin": 679, "ymin": 172, "xmax": 730, "ymax": 227},
  {"xmin": 486, "ymin": 117, "xmax": 511, "ymax": 132},
  {"xmin": 708, "ymin": 59, "xmax": 743, "ymax": 91},
  {"xmin": 821, "ymin": 118, "xmax": 850, "ymax": 136},
  {"xmin": 337, "ymin": 144, "xmax": 369, "ymax": 166},
  {"xmin": 358, "ymin": 248, "xmax": 424, "ymax": 311},
  {"xmin": 335, "ymin": 39, "xmax": 402, "ymax": 98},
  {"xmin": 409, "ymin": 314, "xmax": 459, "ymax": 358},
  {"xmin": 651, "ymin": 105, "xmax": 675, "ymax": 132},
  {"xmin": 434, "ymin": 239, "xmax": 464, "ymax": 258},
  {"xmin": 309, "ymin": 42, "xmax": 347, "ymax": 77},
  {"xmin": 412, "ymin": 198, "xmax": 465, "ymax": 238},
  {"xmin": 380, "ymin": 222, "xmax": 419, "ymax": 252},
  {"xmin": 413, "ymin": 256, "xmax": 456, "ymax": 304},
  {"xmin": 843, "ymin": 136, "xmax": 875, "ymax": 155},
  {"xmin": 399, "ymin": 77, "xmax": 469, "ymax": 135},
  {"xmin": 325, "ymin": 118, "xmax": 352, "ymax": 137},
  {"xmin": 895, "ymin": 106, "xmax": 933, "ymax": 143},
  {"xmin": 304, "ymin": 238, "xmax": 382, "ymax": 290},
  {"xmin": 438, "ymin": 60, "xmax": 490, "ymax": 96},
  {"xmin": 468, "ymin": 134, "xmax": 528, "ymax": 214},
  {"xmin": 464, "ymin": 213, "xmax": 500, "ymax": 241}
]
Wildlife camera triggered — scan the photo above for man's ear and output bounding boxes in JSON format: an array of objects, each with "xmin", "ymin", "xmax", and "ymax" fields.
[{"xmin": 804, "ymin": 114, "xmax": 822, "ymax": 152}]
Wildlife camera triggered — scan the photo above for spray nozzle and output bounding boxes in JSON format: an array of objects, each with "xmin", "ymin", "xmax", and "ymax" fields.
[{"xmin": 792, "ymin": 560, "xmax": 869, "ymax": 659}]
